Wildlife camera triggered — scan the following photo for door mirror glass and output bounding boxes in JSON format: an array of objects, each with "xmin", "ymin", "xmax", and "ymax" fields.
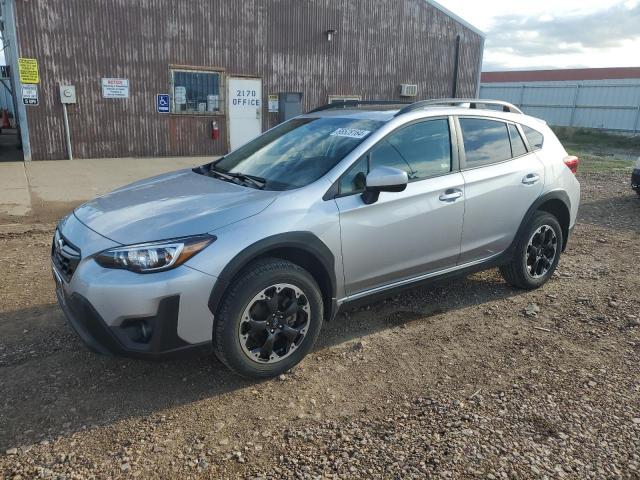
[{"xmin": 362, "ymin": 166, "xmax": 408, "ymax": 204}]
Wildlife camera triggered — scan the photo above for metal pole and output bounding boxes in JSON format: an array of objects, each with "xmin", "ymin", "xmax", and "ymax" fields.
[
  {"xmin": 633, "ymin": 89, "xmax": 640, "ymax": 133},
  {"xmin": 3, "ymin": 0, "xmax": 31, "ymax": 161},
  {"xmin": 62, "ymin": 103, "xmax": 73, "ymax": 160},
  {"xmin": 569, "ymin": 84, "xmax": 580, "ymax": 127}
]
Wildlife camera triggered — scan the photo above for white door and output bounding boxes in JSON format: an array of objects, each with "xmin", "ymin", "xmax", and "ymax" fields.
[{"xmin": 228, "ymin": 77, "xmax": 262, "ymax": 150}]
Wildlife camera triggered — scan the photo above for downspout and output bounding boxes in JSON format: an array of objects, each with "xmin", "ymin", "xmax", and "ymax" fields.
[
  {"xmin": 452, "ymin": 34, "xmax": 460, "ymax": 98},
  {"xmin": 475, "ymin": 36, "xmax": 485, "ymax": 98}
]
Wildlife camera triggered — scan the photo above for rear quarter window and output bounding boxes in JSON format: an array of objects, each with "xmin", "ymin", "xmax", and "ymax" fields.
[
  {"xmin": 522, "ymin": 125, "xmax": 544, "ymax": 150},
  {"xmin": 508, "ymin": 124, "xmax": 528, "ymax": 157}
]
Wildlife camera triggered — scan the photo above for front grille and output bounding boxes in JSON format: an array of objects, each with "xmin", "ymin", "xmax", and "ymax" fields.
[{"xmin": 52, "ymin": 229, "xmax": 81, "ymax": 282}]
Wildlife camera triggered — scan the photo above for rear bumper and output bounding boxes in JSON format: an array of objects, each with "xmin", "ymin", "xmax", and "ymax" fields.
[
  {"xmin": 54, "ymin": 272, "xmax": 212, "ymax": 359},
  {"xmin": 632, "ymin": 169, "xmax": 640, "ymax": 191}
]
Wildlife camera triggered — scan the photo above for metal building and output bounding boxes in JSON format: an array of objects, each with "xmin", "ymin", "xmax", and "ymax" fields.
[
  {"xmin": 480, "ymin": 68, "xmax": 640, "ymax": 133},
  {"xmin": 0, "ymin": 0, "xmax": 484, "ymax": 161}
]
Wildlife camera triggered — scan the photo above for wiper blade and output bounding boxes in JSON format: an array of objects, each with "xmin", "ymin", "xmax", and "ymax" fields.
[
  {"xmin": 227, "ymin": 172, "xmax": 266, "ymax": 189},
  {"xmin": 208, "ymin": 167, "xmax": 266, "ymax": 189},
  {"xmin": 208, "ymin": 168, "xmax": 240, "ymax": 184}
]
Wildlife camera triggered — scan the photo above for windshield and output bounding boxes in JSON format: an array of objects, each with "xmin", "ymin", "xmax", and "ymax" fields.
[{"xmin": 210, "ymin": 117, "xmax": 383, "ymax": 190}]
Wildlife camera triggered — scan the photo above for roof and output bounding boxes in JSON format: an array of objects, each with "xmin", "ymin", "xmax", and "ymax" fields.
[
  {"xmin": 481, "ymin": 67, "xmax": 640, "ymax": 83},
  {"xmin": 305, "ymin": 109, "xmax": 400, "ymax": 121},
  {"xmin": 306, "ymin": 105, "xmax": 531, "ymax": 123},
  {"xmin": 425, "ymin": 0, "xmax": 485, "ymax": 38}
]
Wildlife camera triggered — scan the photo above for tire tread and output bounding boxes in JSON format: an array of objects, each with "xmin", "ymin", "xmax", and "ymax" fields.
[
  {"xmin": 499, "ymin": 211, "xmax": 563, "ymax": 290},
  {"xmin": 213, "ymin": 257, "xmax": 322, "ymax": 378}
]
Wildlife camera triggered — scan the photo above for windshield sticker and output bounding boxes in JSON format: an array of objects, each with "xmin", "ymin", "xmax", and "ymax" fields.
[{"xmin": 330, "ymin": 128, "xmax": 371, "ymax": 139}]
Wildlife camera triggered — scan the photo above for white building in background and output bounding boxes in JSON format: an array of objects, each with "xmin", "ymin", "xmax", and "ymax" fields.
[{"xmin": 480, "ymin": 67, "xmax": 640, "ymax": 133}]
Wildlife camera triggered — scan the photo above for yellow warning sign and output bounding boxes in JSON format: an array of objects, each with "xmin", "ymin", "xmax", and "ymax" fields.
[{"xmin": 18, "ymin": 58, "xmax": 39, "ymax": 84}]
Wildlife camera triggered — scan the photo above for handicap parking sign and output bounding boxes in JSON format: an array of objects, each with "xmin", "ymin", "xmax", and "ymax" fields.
[{"xmin": 156, "ymin": 94, "xmax": 170, "ymax": 113}]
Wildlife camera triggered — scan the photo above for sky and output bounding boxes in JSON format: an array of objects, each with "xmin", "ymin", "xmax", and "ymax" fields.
[
  {"xmin": 435, "ymin": 0, "xmax": 640, "ymax": 71},
  {"xmin": 1, "ymin": 2, "xmax": 637, "ymax": 72}
]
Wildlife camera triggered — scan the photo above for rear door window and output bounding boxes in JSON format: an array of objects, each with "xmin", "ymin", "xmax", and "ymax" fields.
[
  {"xmin": 508, "ymin": 124, "xmax": 528, "ymax": 157},
  {"xmin": 521, "ymin": 125, "xmax": 544, "ymax": 150},
  {"xmin": 459, "ymin": 118, "xmax": 512, "ymax": 167}
]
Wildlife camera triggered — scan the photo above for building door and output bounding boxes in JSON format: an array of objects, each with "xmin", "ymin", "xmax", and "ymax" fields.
[{"xmin": 228, "ymin": 77, "xmax": 262, "ymax": 150}]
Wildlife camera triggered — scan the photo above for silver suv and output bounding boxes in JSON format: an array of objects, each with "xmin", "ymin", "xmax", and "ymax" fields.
[{"xmin": 52, "ymin": 99, "xmax": 580, "ymax": 378}]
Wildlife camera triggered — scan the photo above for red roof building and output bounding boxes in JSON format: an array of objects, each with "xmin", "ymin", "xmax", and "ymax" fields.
[{"xmin": 481, "ymin": 67, "xmax": 640, "ymax": 83}]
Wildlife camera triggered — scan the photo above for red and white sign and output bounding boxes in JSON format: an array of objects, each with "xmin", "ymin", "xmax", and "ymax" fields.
[{"xmin": 102, "ymin": 78, "xmax": 129, "ymax": 99}]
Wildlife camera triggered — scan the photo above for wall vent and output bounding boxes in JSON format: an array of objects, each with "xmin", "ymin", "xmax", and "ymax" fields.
[{"xmin": 400, "ymin": 84, "xmax": 418, "ymax": 97}]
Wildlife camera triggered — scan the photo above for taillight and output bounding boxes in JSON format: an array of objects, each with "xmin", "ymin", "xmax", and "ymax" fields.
[{"xmin": 564, "ymin": 155, "xmax": 579, "ymax": 174}]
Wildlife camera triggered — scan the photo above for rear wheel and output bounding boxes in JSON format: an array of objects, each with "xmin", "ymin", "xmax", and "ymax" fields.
[
  {"xmin": 213, "ymin": 258, "xmax": 323, "ymax": 378},
  {"xmin": 500, "ymin": 211, "xmax": 563, "ymax": 290}
]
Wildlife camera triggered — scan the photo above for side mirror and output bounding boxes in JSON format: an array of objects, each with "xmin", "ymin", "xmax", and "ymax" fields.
[{"xmin": 361, "ymin": 166, "xmax": 408, "ymax": 204}]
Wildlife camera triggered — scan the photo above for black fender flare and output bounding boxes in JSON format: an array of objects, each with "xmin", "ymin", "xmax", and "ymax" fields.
[
  {"xmin": 506, "ymin": 190, "xmax": 572, "ymax": 258},
  {"xmin": 207, "ymin": 231, "xmax": 337, "ymax": 319}
]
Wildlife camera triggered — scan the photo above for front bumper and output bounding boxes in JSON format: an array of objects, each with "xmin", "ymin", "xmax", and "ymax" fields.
[
  {"xmin": 52, "ymin": 215, "xmax": 218, "ymax": 358},
  {"xmin": 53, "ymin": 267, "xmax": 212, "ymax": 359},
  {"xmin": 632, "ymin": 169, "xmax": 640, "ymax": 192}
]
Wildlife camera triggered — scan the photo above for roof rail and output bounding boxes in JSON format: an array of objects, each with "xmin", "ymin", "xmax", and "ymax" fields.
[
  {"xmin": 394, "ymin": 98, "xmax": 524, "ymax": 116},
  {"xmin": 308, "ymin": 100, "xmax": 412, "ymax": 114}
]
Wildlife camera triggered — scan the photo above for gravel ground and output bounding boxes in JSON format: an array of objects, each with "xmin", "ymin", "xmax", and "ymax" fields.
[{"xmin": 1, "ymin": 152, "xmax": 639, "ymax": 479}]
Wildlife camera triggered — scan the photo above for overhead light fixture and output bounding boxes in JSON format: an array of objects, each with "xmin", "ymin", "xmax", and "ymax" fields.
[{"xmin": 325, "ymin": 29, "xmax": 337, "ymax": 42}]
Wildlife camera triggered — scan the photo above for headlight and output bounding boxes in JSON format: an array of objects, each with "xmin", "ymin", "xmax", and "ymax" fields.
[{"xmin": 95, "ymin": 235, "xmax": 215, "ymax": 273}]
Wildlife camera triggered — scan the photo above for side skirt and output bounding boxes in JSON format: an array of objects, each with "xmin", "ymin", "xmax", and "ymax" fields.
[{"xmin": 333, "ymin": 251, "xmax": 512, "ymax": 315}]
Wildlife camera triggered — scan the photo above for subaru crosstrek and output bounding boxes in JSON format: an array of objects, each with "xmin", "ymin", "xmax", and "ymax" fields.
[{"xmin": 52, "ymin": 99, "xmax": 581, "ymax": 378}]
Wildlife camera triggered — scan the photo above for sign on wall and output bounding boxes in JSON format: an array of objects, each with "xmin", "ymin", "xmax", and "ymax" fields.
[
  {"xmin": 22, "ymin": 84, "xmax": 39, "ymax": 106},
  {"xmin": 156, "ymin": 94, "xmax": 170, "ymax": 113},
  {"xmin": 268, "ymin": 94, "xmax": 278, "ymax": 113},
  {"xmin": 18, "ymin": 58, "xmax": 39, "ymax": 84},
  {"xmin": 102, "ymin": 78, "xmax": 129, "ymax": 98},
  {"xmin": 174, "ymin": 86, "xmax": 186, "ymax": 105}
]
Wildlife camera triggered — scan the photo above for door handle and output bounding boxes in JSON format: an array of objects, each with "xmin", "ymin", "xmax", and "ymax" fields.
[
  {"xmin": 439, "ymin": 189, "xmax": 463, "ymax": 202},
  {"xmin": 522, "ymin": 173, "xmax": 540, "ymax": 185}
]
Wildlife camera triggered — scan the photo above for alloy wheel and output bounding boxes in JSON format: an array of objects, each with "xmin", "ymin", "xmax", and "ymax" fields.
[
  {"xmin": 238, "ymin": 283, "xmax": 310, "ymax": 363},
  {"xmin": 525, "ymin": 225, "xmax": 558, "ymax": 278}
]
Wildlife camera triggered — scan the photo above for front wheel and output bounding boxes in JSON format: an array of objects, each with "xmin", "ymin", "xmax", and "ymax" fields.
[
  {"xmin": 213, "ymin": 258, "xmax": 323, "ymax": 378},
  {"xmin": 500, "ymin": 211, "xmax": 563, "ymax": 290}
]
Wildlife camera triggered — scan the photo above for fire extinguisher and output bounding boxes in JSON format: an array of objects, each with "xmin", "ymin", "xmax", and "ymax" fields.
[{"xmin": 211, "ymin": 121, "xmax": 220, "ymax": 140}]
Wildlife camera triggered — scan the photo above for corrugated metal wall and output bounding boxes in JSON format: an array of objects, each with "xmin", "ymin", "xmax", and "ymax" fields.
[
  {"xmin": 480, "ymin": 79, "xmax": 640, "ymax": 132},
  {"xmin": 14, "ymin": 0, "xmax": 483, "ymax": 160}
]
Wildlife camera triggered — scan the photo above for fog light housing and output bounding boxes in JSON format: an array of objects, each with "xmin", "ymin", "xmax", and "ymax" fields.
[{"xmin": 120, "ymin": 318, "xmax": 153, "ymax": 344}]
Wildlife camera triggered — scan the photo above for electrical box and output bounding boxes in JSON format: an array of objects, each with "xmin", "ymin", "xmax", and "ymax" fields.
[
  {"xmin": 278, "ymin": 92, "xmax": 303, "ymax": 123},
  {"xmin": 60, "ymin": 85, "xmax": 77, "ymax": 104},
  {"xmin": 400, "ymin": 84, "xmax": 418, "ymax": 97}
]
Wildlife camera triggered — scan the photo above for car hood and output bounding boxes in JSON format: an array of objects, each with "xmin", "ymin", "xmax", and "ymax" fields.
[{"xmin": 74, "ymin": 169, "xmax": 279, "ymax": 245}]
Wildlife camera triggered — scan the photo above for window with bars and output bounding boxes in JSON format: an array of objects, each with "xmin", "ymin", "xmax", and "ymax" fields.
[{"xmin": 170, "ymin": 69, "xmax": 223, "ymax": 114}]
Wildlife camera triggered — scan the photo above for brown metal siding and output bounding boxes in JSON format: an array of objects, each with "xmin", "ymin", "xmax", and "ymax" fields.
[{"xmin": 14, "ymin": 0, "xmax": 483, "ymax": 160}]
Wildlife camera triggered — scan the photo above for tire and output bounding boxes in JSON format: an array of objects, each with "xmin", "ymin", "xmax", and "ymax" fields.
[
  {"xmin": 499, "ymin": 211, "xmax": 563, "ymax": 290},
  {"xmin": 213, "ymin": 257, "xmax": 323, "ymax": 378}
]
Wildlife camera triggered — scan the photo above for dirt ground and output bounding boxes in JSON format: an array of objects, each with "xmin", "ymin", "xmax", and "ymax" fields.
[{"xmin": 1, "ymin": 145, "xmax": 639, "ymax": 479}]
